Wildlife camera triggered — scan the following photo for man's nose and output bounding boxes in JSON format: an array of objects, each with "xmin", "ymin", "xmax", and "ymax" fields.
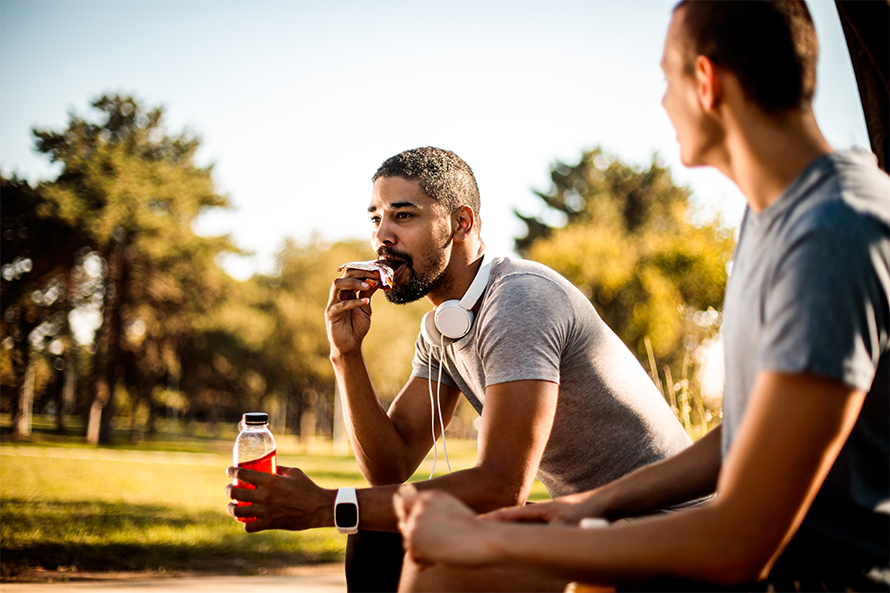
[{"xmin": 373, "ymin": 218, "xmax": 396, "ymax": 247}]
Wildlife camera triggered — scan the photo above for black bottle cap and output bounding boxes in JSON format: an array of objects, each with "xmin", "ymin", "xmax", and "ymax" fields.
[{"xmin": 242, "ymin": 412, "xmax": 269, "ymax": 425}]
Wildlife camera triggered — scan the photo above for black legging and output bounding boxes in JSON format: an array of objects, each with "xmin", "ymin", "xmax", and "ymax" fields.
[{"xmin": 345, "ymin": 530, "xmax": 405, "ymax": 592}]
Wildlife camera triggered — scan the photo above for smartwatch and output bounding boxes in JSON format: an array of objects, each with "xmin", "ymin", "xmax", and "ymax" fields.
[{"xmin": 334, "ymin": 487, "xmax": 359, "ymax": 535}]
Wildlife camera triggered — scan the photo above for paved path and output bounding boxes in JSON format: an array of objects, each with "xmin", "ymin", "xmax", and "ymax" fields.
[{"xmin": 0, "ymin": 567, "xmax": 346, "ymax": 592}]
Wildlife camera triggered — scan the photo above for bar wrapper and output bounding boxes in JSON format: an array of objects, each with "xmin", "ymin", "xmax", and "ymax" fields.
[{"xmin": 337, "ymin": 260, "xmax": 395, "ymax": 290}]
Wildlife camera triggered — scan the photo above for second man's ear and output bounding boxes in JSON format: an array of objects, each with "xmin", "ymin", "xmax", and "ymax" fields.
[{"xmin": 695, "ymin": 54, "xmax": 723, "ymax": 111}]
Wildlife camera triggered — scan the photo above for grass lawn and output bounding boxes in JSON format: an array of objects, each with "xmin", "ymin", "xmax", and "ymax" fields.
[{"xmin": 0, "ymin": 416, "xmax": 550, "ymax": 581}]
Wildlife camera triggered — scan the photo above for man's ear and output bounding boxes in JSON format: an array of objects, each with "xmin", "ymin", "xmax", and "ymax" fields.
[
  {"xmin": 452, "ymin": 206, "xmax": 476, "ymax": 242},
  {"xmin": 695, "ymin": 55, "xmax": 723, "ymax": 111}
]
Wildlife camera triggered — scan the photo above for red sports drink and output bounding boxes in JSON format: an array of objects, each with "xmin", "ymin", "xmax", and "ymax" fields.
[{"xmin": 233, "ymin": 413, "xmax": 277, "ymax": 524}]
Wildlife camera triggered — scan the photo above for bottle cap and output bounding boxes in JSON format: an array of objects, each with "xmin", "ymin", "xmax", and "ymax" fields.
[{"xmin": 242, "ymin": 412, "xmax": 269, "ymax": 425}]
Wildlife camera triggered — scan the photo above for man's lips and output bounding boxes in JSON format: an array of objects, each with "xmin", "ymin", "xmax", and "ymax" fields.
[
  {"xmin": 375, "ymin": 257, "xmax": 407, "ymax": 276},
  {"xmin": 376, "ymin": 260, "xmax": 401, "ymax": 271}
]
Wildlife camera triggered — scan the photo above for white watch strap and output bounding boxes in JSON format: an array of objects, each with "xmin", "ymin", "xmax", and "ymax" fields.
[{"xmin": 335, "ymin": 487, "xmax": 359, "ymax": 534}]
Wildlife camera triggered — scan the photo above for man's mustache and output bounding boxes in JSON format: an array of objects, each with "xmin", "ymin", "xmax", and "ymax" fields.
[{"xmin": 376, "ymin": 249, "xmax": 413, "ymax": 267}]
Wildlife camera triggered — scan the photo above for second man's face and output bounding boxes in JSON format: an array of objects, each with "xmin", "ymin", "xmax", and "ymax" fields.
[
  {"xmin": 660, "ymin": 10, "xmax": 720, "ymax": 169},
  {"xmin": 368, "ymin": 176, "xmax": 454, "ymax": 304}
]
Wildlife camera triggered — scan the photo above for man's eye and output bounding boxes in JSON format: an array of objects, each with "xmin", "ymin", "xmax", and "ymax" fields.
[
  {"xmin": 396, "ymin": 212, "xmax": 413, "ymax": 220},
  {"xmin": 370, "ymin": 216, "xmax": 381, "ymax": 224}
]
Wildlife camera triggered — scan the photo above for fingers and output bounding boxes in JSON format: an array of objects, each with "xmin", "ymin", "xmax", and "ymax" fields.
[
  {"xmin": 329, "ymin": 275, "xmax": 378, "ymax": 305},
  {"xmin": 226, "ymin": 484, "xmax": 266, "ymax": 531},
  {"xmin": 395, "ymin": 484, "xmax": 434, "ymax": 571},
  {"xmin": 394, "ymin": 483, "xmax": 418, "ymax": 532},
  {"xmin": 479, "ymin": 503, "xmax": 554, "ymax": 524},
  {"xmin": 226, "ymin": 482, "xmax": 259, "ymax": 503},
  {"xmin": 478, "ymin": 505, "xmax": 526, "ymax": 522},
  {"xmin": 226, "ymin": 499, "xmax": 264, "ymax": 533},
  {"xmin": 227, "ymin": 466, "xmax": 275, "ymax": 488},
  {"xmin": 226, "ymin": 500, "xmax": 256, "ymax": 521}
]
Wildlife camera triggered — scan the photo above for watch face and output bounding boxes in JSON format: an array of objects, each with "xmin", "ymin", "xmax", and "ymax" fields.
[{"xmin": 336, "ymin": 503, "xmax": 358, "ymax": 528}]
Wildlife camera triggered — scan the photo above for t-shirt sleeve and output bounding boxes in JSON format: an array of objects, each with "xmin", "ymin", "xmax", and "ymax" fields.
[
  {"xmin": 410, "ymin": 331, "xmax": 458, "ymax": 388},
  {"xmin": 474, "ymin": 273, "xmax": 569, "ymax": 387},
  {"xmin": 760, "ymin": 211, "xmax": 886, "ymax": 392}
]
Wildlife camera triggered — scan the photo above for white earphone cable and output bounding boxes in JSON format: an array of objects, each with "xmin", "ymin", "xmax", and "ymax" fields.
[
  {"xmin": 427, "ymin": 333, "xmax": 452, "ymax": 479},
  {"xmin": 437, "ymin": 332, "xmax": 452, "ymax": 474},
  {"xmin": 427, "ymin": 351, "xmax": 438, "ymax": 479}
]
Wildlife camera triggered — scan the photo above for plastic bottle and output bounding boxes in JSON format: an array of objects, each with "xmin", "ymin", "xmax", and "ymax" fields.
[{"xmin": 233, "ymin": 412, "xmax": 277, "ymax": 523}]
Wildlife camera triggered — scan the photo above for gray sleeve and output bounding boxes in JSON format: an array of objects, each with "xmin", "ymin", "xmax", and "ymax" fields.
[
  {"xmin": 475, "ymin": 273, "xmax": 569, "ymax": 387},
  {"xmin": 760, "ymin": 207, "xmax": 887, "ymax": 391}
]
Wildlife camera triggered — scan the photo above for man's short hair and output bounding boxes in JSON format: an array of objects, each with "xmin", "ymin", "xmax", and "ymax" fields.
[
  {"xmin": 372, "ymin": 147, "xmax": 482, "ymax": 232},
  {"xmin": 674, "ymin": 0, "xmax": 819, "ymax": 114}
]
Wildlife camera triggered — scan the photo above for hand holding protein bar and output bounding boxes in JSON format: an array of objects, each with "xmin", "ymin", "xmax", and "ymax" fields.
[
  {"xmin": 326, "ymin": 255, "xmax": 406, "ymax": 359},
  {"xmin": 337, "ymin": 260, "xmax": 395, "ymax": 291}
]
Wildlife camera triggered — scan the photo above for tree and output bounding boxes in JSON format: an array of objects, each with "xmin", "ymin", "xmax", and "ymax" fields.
[
  {"xmin": 1, "ymin": 175, "xmax": 88, "ymax": 437},
  {"xmin": 32, "ymin": 94, "xmax": 234, "ymax": 444},
  {"xmin": 516, "ymin": 147, "xmax": 734, "ymax": 405}
]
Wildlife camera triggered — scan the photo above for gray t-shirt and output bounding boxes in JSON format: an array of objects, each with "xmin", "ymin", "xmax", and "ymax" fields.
[
  {"xmin": 411, "ymin": 256, "xmax": 691, "ymax": 498},
  {"xmin": 722, "ymin": 150, "xmax": 889, "ymax": 576}
]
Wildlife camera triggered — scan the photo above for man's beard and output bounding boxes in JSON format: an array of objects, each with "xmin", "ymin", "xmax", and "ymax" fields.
[{"xmin": 383, "ymin": 250, "xmax": 448, "ymax": 305}]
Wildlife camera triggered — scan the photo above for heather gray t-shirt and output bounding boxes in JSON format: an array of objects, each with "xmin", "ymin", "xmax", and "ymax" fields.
[
  {"xmin": 411, "ymin": 256, "xmax": 691, "ymax": 497},
  {"xmin": 722, "ymin": 150, "xmax": 889, "ymax": 578}
]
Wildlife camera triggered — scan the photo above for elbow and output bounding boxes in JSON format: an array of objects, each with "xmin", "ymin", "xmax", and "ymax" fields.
[
  {"xmin": 357, "ymin": 459, "xmax": 414, "ymax": 487},
  {"xmin": 468, "ymin": 470, "xmax": 530, "ymax": 514},
  {"xmin": 703, "ymin": 555, "xmax": 772, "ymax": 586}
]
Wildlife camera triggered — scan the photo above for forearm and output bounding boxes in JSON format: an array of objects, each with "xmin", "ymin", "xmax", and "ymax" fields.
[
  {"xmin": 332, "ymin": 351, "xmax": 415, "ymax": 484},
  {"xmin": 586, "ymin": 425, "xmax": 722, "ymax": 519},
  {"xmin": 481, "ymin": 500, "xmax": 756, "ymax": 585},
  {"xmin": 360, "ymin": 466, "xmax": 528, "ymax": 532}
]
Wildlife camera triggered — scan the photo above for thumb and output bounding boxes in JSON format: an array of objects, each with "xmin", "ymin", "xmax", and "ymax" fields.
[{"xmin": 395, "ymin": 483, "xmax": 418, "ymax": 524}]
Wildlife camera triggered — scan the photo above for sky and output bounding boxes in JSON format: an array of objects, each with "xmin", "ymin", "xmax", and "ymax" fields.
[{"xmin": 1, "ymin": 0, "xmax": 870, "ymax": 280}]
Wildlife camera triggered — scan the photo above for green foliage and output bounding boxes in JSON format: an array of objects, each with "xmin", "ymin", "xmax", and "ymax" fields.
[
  {"xmin": 517, "ymin": 147, "xmax": 733, "ymax": 362},
  {"xmin": 516, "ymin": 147, "xmax": 733, "ymax": 427},
  {"xmin": 0, "ymin": 176, "xmax": 86, "ymax": 433},
  {"xmin": 34, "ymin": 95, "xmax": 226, "ymax": 248},
  {"xmin": 6, "ymin": 94, "xmax": 239, "ymax": 443}
]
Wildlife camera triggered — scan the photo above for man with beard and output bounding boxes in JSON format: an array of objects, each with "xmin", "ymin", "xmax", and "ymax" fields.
[{"xmin": 226, "ymin": 146, "xmax": 693, "ymax": 592}]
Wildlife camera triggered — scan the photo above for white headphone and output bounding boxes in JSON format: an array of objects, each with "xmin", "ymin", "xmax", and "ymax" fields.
[{"xmin": 420, "ymin": 254, "xmax": 493, "ymax": 345}]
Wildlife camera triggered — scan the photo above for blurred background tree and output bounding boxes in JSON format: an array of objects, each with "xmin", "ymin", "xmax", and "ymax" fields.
[
  {"xmin": 30, "ymin": 95, "xmax": 238, "ymax": 444},
  {"xmin": 0, "ymin": 95, "xmax": 432, "ymax": 445},
  {"xmin": 516, "ymin": 147, "xmax": 735, "ymax": 435},
  {"xmin": 1, "ymin": 176, "xmax": 86, "ymax": 438}
]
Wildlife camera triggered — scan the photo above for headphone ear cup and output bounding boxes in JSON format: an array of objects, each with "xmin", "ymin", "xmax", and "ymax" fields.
[
  {"xmin": 434, "ymin": 300, "xmax": 474, "ymax": 340},
  {"xmin": 421, "ymin": 310, "xmax": 444, "ymax": 346}
]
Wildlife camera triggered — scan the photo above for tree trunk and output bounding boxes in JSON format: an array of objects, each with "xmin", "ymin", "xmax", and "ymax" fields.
[
  {"xmin": 54, "ymin": 342, "xmax": 77, "ymax": 435},
  {"xmin": 87, "ymin": 239, "xmax": 125, "ymax": 445},
  {"xmin": 14, "ymin": 355, "xmax": 34, "ymax": 438},
  {"xmin": 11, "ymin": 316, "xmax": 37, "ymax": 439}
]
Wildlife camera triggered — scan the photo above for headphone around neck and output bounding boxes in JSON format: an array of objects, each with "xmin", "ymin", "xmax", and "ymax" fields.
[{"xmin": 420, "ymin": 254, "xmax": 493, "ymax": 346}]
